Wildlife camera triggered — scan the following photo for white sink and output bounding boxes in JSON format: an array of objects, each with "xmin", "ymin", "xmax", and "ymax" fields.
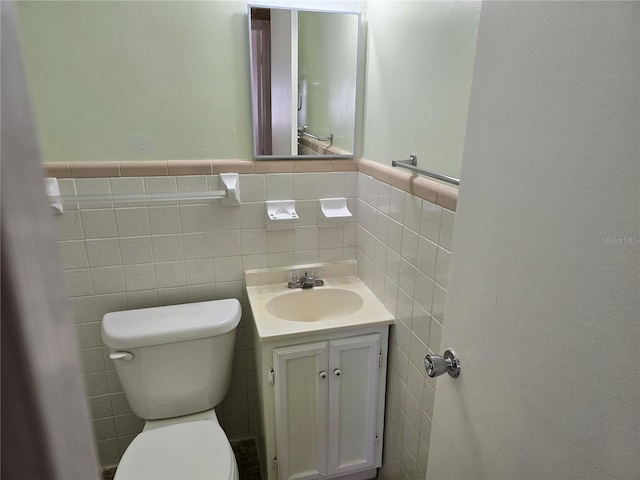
[
  {"xmin": 245, "ymin": 260, "xmax": 395, "ymax": 341},
  {"xmin": 266, "ymin": 288, "xmax": 364, "ymax": 322}
]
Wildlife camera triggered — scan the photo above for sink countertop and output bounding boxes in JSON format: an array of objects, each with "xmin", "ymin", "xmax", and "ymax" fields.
[{"xmin": 245, "ymin": 261, "xmax": 395, "ymax": 342}]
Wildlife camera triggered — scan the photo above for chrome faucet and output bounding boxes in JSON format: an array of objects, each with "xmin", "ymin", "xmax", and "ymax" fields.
[{"xmin": 287, "ymin": 269, "xmax": 324, "ymax": 289}]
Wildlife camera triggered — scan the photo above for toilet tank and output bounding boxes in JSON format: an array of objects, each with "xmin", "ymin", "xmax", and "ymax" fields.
[{"xmin": 101, "ymin": 299, "xmax": 241, "ymax": 420}]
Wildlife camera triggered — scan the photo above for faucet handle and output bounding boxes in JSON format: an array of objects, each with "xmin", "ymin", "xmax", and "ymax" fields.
[{"xmin": 288, "ymin": 270, "xmax": 300, "ymax": 284}]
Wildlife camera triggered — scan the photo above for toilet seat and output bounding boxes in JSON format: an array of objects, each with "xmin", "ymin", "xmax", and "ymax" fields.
[{"xmin": 114, "ymin": 420, "xmax": 238, "ymax": 480}]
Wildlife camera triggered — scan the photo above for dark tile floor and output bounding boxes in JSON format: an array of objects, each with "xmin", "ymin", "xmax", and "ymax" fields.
[
  {"xmin": 100, "ymin": 438, "xmax": 262, "ymax": 480},
  {"xmin": 232, "ymin": 439, "xmax": 262, "ymax": 480}
]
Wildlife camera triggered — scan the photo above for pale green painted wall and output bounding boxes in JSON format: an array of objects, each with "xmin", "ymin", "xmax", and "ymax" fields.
[
  {"xmin": 363, "ymin": 1, "xmax": 481, "ymax": 179},
  {"xmin": 16, "ymin": 1, "xmax": 253, "ymax": 162},
  {"xmin": 17, "ymin": 0, "xmax": 479, "ymax": 179}
]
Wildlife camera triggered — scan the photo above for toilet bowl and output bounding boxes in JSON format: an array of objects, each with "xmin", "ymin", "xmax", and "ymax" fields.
[
  {"xmin": 101, "ymin": 299, "xmax": 242, "ymax": 480},
  {"xmin": 115, "ymin": 418, "xmax": 237, "ymax": 480}
]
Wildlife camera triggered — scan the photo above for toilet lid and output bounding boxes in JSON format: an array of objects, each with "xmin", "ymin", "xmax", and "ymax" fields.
[{"xmin": 115, "ymin": 421, "xmax": 237, "ymax": 480}]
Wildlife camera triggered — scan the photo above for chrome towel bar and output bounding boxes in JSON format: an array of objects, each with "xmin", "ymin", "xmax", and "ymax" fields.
[
  {"xmin": 299, "ymin": 126, "xmax": 334, "ymax": 147},
  {"xmin": 392, "ymin": 155, "xmax": 460, "ymax": 186}
]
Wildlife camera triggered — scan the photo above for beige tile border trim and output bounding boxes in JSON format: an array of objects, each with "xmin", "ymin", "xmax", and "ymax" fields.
[{"xmin": 43, "ymin": 157, "xmax": 456, "ymax": 211}]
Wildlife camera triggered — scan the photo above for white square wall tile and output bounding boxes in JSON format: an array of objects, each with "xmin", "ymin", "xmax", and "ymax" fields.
[
  {"xmin": 212, "ymin": 230, "xmax": 241, "ymax": 257},
  {"xmin": 293, "ymin": 173, "xmax": 319, "ymax": 200},
  {"xmin": 428, "ymin": 317, "xmax": 443, "ymax": 354},
  {"xmin": 240, "ymin": 229, "xmax": 268, "ymax": 255},
  {"xmin": 110, "ymin": 177, "xmax": 145, "ymax": 207},
  {"xmin": 81, "ymin": 210, "xmax": 117, "ymax": 239},
  {"xmin": 214, "ymin": 256, "xmax": 243, "ymax": 282},
  {"xmin": 239, "ymin": 175, "xmax": 266, "ymax": 202},
  {"xmin": 294, "ymin": 225, "xmax": 319, "ymax": 251},
  {"xmin": 56, "ymin": 210, "xmax": 84, "ymax": 240},
  {"xmin": 76, "ymin": 323, "xmax": 102, "ymax": 349},
  {"xmin": 148, "ymin": 206, "xmax": 181, "ymax": 234},
  {"xmin": 439, "ymin": 208, "xmax": 455, "ymax": 251},
  {"xmin": 58, "ymin": 240, "xmax": 89, "ymax": 269},
  {"xmin": 401, "ymin": 227, "xmax": 419, "ymax": 264},
  {"xmin": 267, "ymin": 230, "xmax": 294, "ymax": 253},
  {"xmin": 76, "ymin": 179, "xmax": 112, "ymax": 209},
  {"xmin": 144, "ymin": 176, "xmax": 177, "ymax": 193},
  {"xmin": 318, "ymin": 227, "xmax": 344, "ymax": 249},
  {"xmin": 343, "ymin": 223, "xmax": 356, "ymax": 247},
  {"xmin": 377, "ymin": 182, "xmax": 391, "ymax": 215},
  {"xmin": 176, "ymin": 175, "xmax": 207, "ymax": 192},
  {"xmin": 155, "ymin": 262, "xmax": 187, "ymax": 289},
  {"xmin": 435, "ymin": 247, "xmax": 451, "ymax": 288},
  {"xmin": 85, "ymin": 239, "xmax": 122, "ymax": 267},
  {"xmin": 183, "ymin": 232, "xmax": 214, "ymax": 260},
  {"xmin": 387, "ymin": 219, "xmax": 404, "ymax": 254},
  {"xmin": 294, "ymin": 250, "xmax": 319, "ymax": 265},
  {"xmin": 242, "ymin": 254, "xmax": 269, "ymax": 271},
  {"xmin": 416, "ymin": 237, "xmax": 438, "ymax": 279},
  {"xmin": 295, "ymin": 200, "xmax": 319, "ymax": 226},
  {"xmin": 268, "ymin": 252, "xmax": 294, "ymax": 268},
  {"xmin": 119, "ymin": 236, "xmax": 153, "ymax": 265},
  {"xmin": 344, "ymin": 172, "xmax": 358, "ymax": 198},
  {"xmin": 389, "ymin": 187, "xmax": 405, "ymax": 222},
  {"xmin": 127, "ymin": 290, "xmax": 159, "ymax": 310},
  {"xmin": 158, "ymin": 287, "xmax": 188, "ymax": 306},
  {"xmin": 185, "ymin": 258, "xmax": 215, "ymax": 285},
  {"xmin": 187, "ymin": 284, "xmax": 217, "ymax": 303},
  {"xmin": 414, "ymin": 273, "xmax": 435, "ymax": 313},
  {"xmin": 239, "ymin": 203, "xmax": 265, "ymax": 230},
  {"xmin": 65, "ymin": 269, "xmax": 93, "ymax": 297},
  {"xmin": 420, "ymin": 201, "xmax": 442, "ymax": 243},
  {"xmin": 70, "ymin": 296, "xmax": 99, "ymax": 324},
  {"xmin": 210, "ymin": 202, "xmax": 241, "ymax": 231},
  {"xmin": 403, "ymin": 193, "xmax": 423, "ymax": 233},
  {"xmin": 93, "ymin": 293, "xmax": 127, "ymax": 319},
  {"xmin": 319, "ymin": 172, "xmax": 346, "ymax": 198},
  {"xmin": 151, "ymin": 235, "xmax": 184, "ymax": 262},
  {"xmin": 266, "ymin": 174, "xmax": 293, "ymax": 201},
  {"xmin": 375, "ymin": 211, "xmax": 390, "ymax": 244},
  {"xmin": 432, "ymin": 283, "xmax": 446, "ymax": 325},
  {"xmin": 123, "ymin": 264, "xmax": 156, "ymax": 291},
  {"xmin": 398, "ymin": 259, "xmax": 417, "ymax": 297},
  {"xmin": 115, "ymin": 208, "xmax": 150, "ymax": 237},
  {"xmin": 179, "ymin": 205, "xmax": 210, "ymax": 233},
  {"xmin": 90, "ymin": 266, "xmax": 125, "ymax": 295},
  {"xmin": 318, "ymin": 248, "xmax": 343, "ymax": 263}
]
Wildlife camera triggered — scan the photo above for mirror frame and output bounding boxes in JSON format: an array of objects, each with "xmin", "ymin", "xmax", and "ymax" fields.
[{"xmin": 247, "ymin": 5, "xmax": 362, "ymax": 160}]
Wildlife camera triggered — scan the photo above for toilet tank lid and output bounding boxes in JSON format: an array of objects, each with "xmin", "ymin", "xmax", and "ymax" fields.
[{"xmin": 101, "ymin": 299, "xmax": 241, "ymax": 349}]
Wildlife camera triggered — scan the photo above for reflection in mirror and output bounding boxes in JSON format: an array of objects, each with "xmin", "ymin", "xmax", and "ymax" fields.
[{"xmin": 249, "ymin": 6, "xmax": 359, "ymax": 158}]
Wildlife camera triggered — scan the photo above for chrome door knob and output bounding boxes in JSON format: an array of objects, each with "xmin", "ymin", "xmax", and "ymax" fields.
[{"xmin": 425, "ymin": 348, "xmax": 460, "ymax": 378}]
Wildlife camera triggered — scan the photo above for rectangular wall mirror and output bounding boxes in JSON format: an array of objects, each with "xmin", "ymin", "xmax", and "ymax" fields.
[{"xmin": 248, "ymin": 6, "xmax": 360, "ymax": 159}]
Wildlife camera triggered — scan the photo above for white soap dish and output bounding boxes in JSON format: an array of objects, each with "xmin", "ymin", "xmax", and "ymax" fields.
[
  {"xmin": 320, "ymin": 198, "xmax": 352, "ymax": 226},
  {"xmin": 266, "ymin": 200, "xmax": 299, "ymax": 230}
]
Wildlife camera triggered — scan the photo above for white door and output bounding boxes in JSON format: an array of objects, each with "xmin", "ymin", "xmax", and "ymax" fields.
[
  {"xmin": 427, "ymin": 2, "xmax": 639, "ymax": 480},
  {"xmin": 328, "ymin": 334, "xmax": 381, "ymax": 475}
]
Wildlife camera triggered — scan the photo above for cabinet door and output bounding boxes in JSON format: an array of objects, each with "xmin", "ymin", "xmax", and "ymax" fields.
[
  {"xmin": 328, "ymin": 334, "xmax": 381, "ymax": 476},
  {"xmin": 274, "ymin": 342, "xmax": 329, "ymax": 480}
]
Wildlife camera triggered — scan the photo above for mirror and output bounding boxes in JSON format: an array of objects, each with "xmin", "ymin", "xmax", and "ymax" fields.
[{"xmin": 248, "ymin": 6, "xmax": 360, "ymax": 158}]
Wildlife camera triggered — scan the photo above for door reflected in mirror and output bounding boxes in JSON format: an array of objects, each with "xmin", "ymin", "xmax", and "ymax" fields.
[{"xmin": 248, "ymin": 6, "xmax": 360, "ymax": 158}]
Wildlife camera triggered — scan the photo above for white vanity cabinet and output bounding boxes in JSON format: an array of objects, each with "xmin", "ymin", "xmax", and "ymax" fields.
[{"xmin": 254, "ymin": 326, "xmax": 389, "ymax": 480}]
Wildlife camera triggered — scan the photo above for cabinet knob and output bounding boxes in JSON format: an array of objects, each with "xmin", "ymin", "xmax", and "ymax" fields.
[
  {"xmin": 333, "ymin": 369, "xmax": 342, "ymax": 377},
  {"xmin": 319, "ymin": 371, "xmax": 327, "ymax": 379}
]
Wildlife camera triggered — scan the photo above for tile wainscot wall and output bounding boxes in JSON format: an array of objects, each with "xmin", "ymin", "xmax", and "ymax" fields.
[{"xmin": 51, "ymin": 161, "xmax": 455, "ymax": 480}]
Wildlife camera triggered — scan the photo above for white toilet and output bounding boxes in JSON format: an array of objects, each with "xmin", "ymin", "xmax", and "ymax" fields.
[{"xmin": 101, "ymin": 299, "xmax": 242, "ymax": 480}]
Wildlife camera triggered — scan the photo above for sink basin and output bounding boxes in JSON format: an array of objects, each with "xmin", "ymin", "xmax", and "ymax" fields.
[{"xmin": 266, "ymin": 288, "xmax": 364, "ymax": 322}]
